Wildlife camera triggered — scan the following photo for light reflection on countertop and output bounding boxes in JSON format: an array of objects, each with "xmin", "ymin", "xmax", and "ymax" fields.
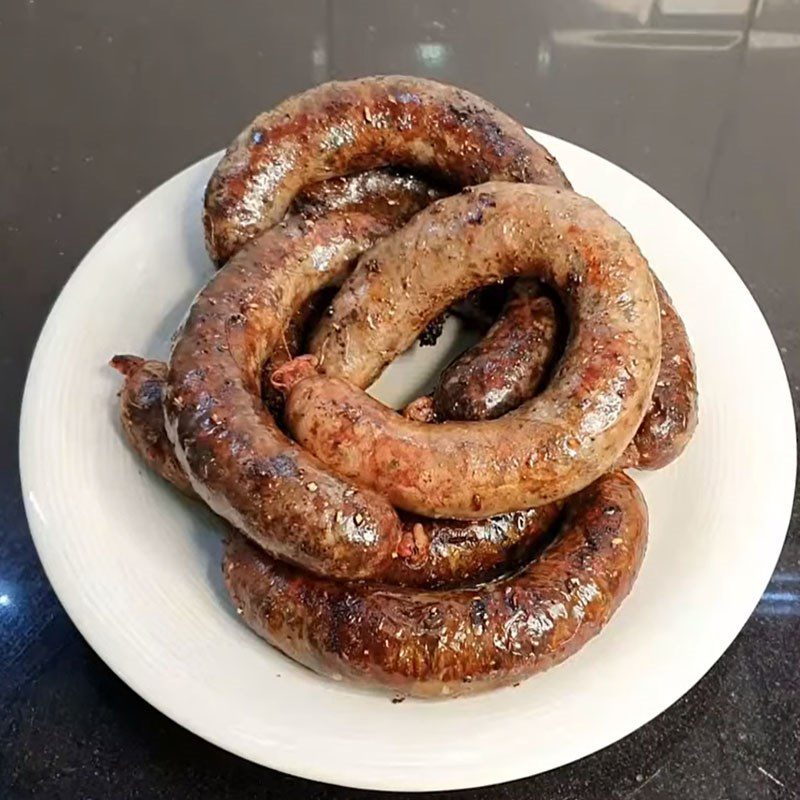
[{"xmin": 756, "ymin": 572, "xmax": 800, "ymax": 616}]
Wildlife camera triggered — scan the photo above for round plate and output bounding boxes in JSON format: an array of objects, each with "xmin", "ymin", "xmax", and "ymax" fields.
[{"xmin": 20, "ymin": 132, "xmax": 796, "ymax": 792}]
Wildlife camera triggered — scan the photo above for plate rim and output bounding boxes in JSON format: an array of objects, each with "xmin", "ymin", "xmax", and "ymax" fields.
[{"xmin": 19, "ymin": 130, "xmax": 797, "ymax": 792}]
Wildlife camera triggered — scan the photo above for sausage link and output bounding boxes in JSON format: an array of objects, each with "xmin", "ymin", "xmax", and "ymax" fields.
[
  {"xmin": 224, "ymin": 471, "xmax": 647, "ymax": 697},
  {"xmin": 111, "ymin": 356, "xmax": 194, "ymax": 496},
  {"xmin": 167, "ymin": 211, "xmax": 422, "ymax": 581},
  {"xmin": 419, "ymin": 275, "xmax": 696, "ymax": 470},
  {"xmin": 113, "ymin": 355, "xmax": 561, "ymax": 588},
  {"xmin": 283, "ymin": 183, "xmax": 661, "ymax": 518},
  {"xmin": 204, "ymin": 75, "xmax": 569, "ymax": 264},
  {"xmin": 432, "ymin": 282, "xmax": 560, "ymax": 421},
  {"xmin": 174, "ymin": 78, "xmax": 575, "ymax": 576},
  {"xmin": 618, "ymin": 275, "xmax": 698, "ymax": 469}
]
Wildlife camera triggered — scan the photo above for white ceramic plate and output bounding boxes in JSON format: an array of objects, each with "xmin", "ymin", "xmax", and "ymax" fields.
[{"xmin": 20, "ymin": 132, "xmax": 796, "ymax": 792}]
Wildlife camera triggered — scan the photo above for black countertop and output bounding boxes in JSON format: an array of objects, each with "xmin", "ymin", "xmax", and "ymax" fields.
[{"xmin": 1, "ymin": 2, "xmax": 798, "ymax": 798}]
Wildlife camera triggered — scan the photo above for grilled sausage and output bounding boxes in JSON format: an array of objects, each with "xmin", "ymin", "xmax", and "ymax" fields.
[
  {"xmin": 167, "ymin": 212, "xmax": 417, "ymax": 579},
  {"xmin": 111, "ymin": 356, "xmax": 194, "ymax": 496},
  {"xmin": 113, "ymin": 355, "xmax": 562, "ymax": 588},
  {"xmin": 432, "ymin": 281, "xmax": 561, "ymax": 421},
  {"xmin": 172, "ymin": 79, "xmax": 574, "ymax": 577},
  {"xmin": 224, "ymin": 471, "xmax": 647, "ymax": 697},
  {"xmin": 617, "ymin": 276, "xmax": 698, "ymax": 469},
  {"xmin": 282, "ymin": 183, "xmax": 661, "ymax": 518},
  {"xmin": 418, "ymin": 275, "xmax": 696, "ymax": 470},
  {"xmin": 204, "ymin": 75, "xmax": 569, "ymax": 264}
]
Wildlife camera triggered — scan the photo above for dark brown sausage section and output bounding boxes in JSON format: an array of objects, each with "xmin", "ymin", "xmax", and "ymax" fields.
[
  {"xmin": 113, "ymin": 354, "xmax": 562, "ymax": 588},
  {"xmin": 167, "ymin": 211, "xmax": 420, "ymax": 580},
  {"xmin": 426, "ymin": 274, "xmax": 697, "ymax": 470},
  {"xmin": 204, "ymin": 75, "xmax": 569, "ymax": 264},
  {"xmin": 111, "ymin": 356, "xmax": 194, "ymax": 497},
  {"xmin": 617, "ymin": 276, "xmax": 698, "ymax": 469},
  {"xmin": 224, "ymin": 471, "xmax": 647, "ymax": 697},
  {"xmin": 432, "ymin": 282, "xmax": 560, "ymax": 421},
  {"xmin": 382, "ymin": 505, "xmax": 562, "ymax": 587},
  {"xmin": 292, "ymin": 168, "xmax": 444, "ymax": 221}
]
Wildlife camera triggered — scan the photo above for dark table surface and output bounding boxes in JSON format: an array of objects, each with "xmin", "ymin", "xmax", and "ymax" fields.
[{"xmin": 2, "ymin": 1, "xmax": 799, "ymax": 798}]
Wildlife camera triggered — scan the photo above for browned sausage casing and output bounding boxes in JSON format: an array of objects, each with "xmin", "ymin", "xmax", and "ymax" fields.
[
  {"xmin": 204, "ymin": 76, "xmax": 569, "ymax": 264},
  {"xmin": 225, "ymin": 471, "xmax": 647, "ymax": 697},
  {"xmin": 111, "ymin": 356, "xmax": 195, "ymax": 497},
  {"xmin": 432, "ymin": 281, "xmax": 560, "ymax": 421},
  {"xmin": 618, "ymin": 276, "xmax": 698, "ymax": 469},
  {"xmin": 172, "ymin": 78, "xmax": 575, "ymax": 578},
  {"xmin": 283, "ymin": 183, "xmax": 661, "ymax": 518},
  {"xmin": 166, "ymin": 210, "xmax": 425, "ymax": 581},
  {"xmin": 113, "ymin": 354, "xmax": 562, "ymax": 588},
  {"xmin": 425, "ymin": 275, "xmax": 697, "ymax": 470}
]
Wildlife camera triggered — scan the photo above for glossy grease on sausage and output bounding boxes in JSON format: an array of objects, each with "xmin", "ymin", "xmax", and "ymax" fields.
[
  {"xmin": 432, "ymin": 282, "xmax": 560, "ymax": 421},
  {"xmin": 204, "ymin": 75, "xmax": 569, "ymax": 263},
  {"xmin": 292, "ymin": 168, "xmax": 444, "ymax": 221},
  {"xmin": 224, "ymin": 471, "xmax": 647, "ymax": 697},
  {"xmin": 283, "ymin": 183, "xmax": 661, "ymax": 517},
  {"xmin": 167, "ymin": 209, "xmax": 433, "ymax": 580},
  {"xmin": 115, "ymin": 355, "xmax": 561, "ymax": 588}
]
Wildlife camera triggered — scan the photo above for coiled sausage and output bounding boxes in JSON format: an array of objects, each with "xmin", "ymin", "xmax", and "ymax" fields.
[
  {"xmin": 417, "ymin": 275, "xmax": 697, "ymax": 470},
  {"xmin": 113, "ymin": 354, "xmax": 562, "ymax": 588},
  {"xmin": 281, "ymin": 183, "xmax": 661, "ymax": 518},
  {"xmin": 225, "ymin": 471, "xmax": 647, "ymax": 697},
  {"xmin": 171, "ymin": 79, "xmax": 574, "ymax": 577},
  {"xmin": 204, "ymin": 75, "xmax": 569, "ymax": 264}
]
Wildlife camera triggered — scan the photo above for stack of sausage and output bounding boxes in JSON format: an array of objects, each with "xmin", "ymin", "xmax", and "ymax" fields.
[{"xmin": 112, "ymin": 76, "xmax": 697, "ymax": 698}]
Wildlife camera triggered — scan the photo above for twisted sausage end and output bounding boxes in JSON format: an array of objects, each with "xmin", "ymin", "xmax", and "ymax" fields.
[{"xmin": 269, "ymin": 354, "xmax": 320, "ymax": 395}]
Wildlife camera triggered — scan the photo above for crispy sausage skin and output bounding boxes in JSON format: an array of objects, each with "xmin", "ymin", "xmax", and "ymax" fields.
[
  {"xmin": 282, "ymin": 183, "xmax": 661, "ymax": 518},
  {"xmin": 204, "ymin": 76, "xmax": 569, "ymax": 264},
  {"xmin": 617, "ymin": 276, "xmax": 698, "ymax": 469},
  {"xmin": 173, "ymin": 78, "xmax": 576, "ymax": 577},
  {"xmin": 113, "ymin": 354, "xmax": 562, "ymax": 588},
  {"xmin": 225, "ymin": 471, "xmax": 647, "ymax": 697},
  {"xmin": 111, "ymin": 356, "xmax": 194, "ymax": 496},
  {"xmin": 432, "ymin": 282, "xmax": 560, "ymax": 421},
  {"xmin": 422, "ymin": 275, "xmax": 697, "ymax": 470},
  {"xmin": 167, "ymin": 211, "xmax": 427, "ymax": 581}
]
